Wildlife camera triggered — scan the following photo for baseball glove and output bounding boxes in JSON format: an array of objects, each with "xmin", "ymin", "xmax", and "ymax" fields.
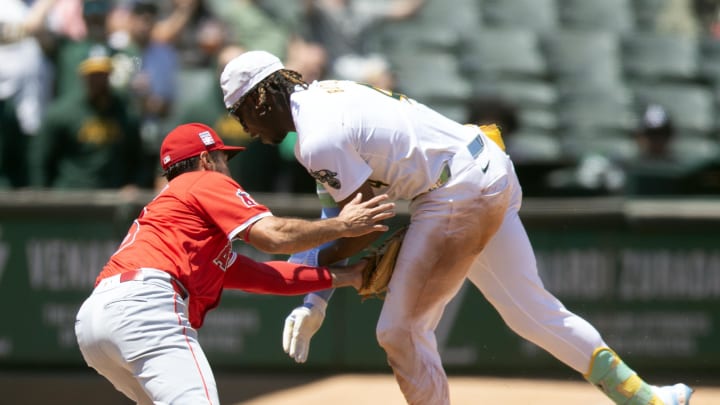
[{"xmin": 357, "ymin": 226, "xmax": 408, "ymax": 301}]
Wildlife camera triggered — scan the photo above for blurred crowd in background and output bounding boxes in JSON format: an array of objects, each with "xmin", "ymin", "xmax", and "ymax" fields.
[{"xmin": 1, "ymin": 0, "xmax": 720, "ymax": 197}]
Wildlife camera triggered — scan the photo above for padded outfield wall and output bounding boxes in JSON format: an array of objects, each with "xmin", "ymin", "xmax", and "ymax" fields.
[{"xmin": 0, "ymin": 190, "xmax": 718, "ymax": 375}]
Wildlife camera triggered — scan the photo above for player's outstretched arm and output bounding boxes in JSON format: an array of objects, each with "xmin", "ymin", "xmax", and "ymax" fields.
[
  {"xmin": 222, "ymin": 254, "xmax": 366, "ymax": 293},
  {"xmin": 282, "ymin": 182, "xmax": 390, "ymax": 363},
  {"xmin": 243, "ymin": 193, "xmax": 394, "ymax": 255},
  {"xmin": 283, "ymin": 195, "xmax": 346, "ymax": 363}
]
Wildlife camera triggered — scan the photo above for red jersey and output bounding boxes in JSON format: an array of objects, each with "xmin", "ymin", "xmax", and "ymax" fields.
[{"xmin": 97, "ymin": 170, "xmax": 272, "ymax": 327}]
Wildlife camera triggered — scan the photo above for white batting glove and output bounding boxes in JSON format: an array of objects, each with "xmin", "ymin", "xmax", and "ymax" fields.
[{"xmin": 282, "ymin": 294, "xmax": 327, "ymax": 363}]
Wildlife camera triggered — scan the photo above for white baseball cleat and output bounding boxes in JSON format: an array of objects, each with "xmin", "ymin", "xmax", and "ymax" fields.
[{"xmin": 652, "ymin": 383, "xmax": 694, "ymax": 405}]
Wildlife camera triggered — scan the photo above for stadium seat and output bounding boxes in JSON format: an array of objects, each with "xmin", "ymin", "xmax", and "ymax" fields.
[
  {"xmin": 472, "ymin": 78, "xmax": 558, "ymax": 130},
  {"xmin": 542, "ymin": 30, "xmax": 624, "ymax": 91},
  {"xmin": 460, "ymin": 28, "xmax": 547, "ymax": 79},
  {"xmin": 560, "ymin": 129, "xmax": 638, "ymax": 161},
  {"xmin": 516, "ymin": 107, "xmax": 559, "ymax": 133},
  {"xmin": 391, "ymin": 51, "xmax": 471, "ymax": 104},
  {"xmin": 622, "ymin": 33, "xmax": 699, "ymax": 81},
  {"xmin": 631, "ymin": 82, "xmax": 716, "ymax": 136},
  {"xmin": 698, "ymin": 36, "xmax": 720, "ymax": 86},
  {"xmin": 377, "ymin": 21, "xmax": 462, "ymax": 54},
  {"xmin": 506, "ymin": 128, "xmax": 564, "ymax": 162},
  {"xmin": 430, "ymin": 102, "xmax": 471, "ymax": 123},
  {"xmin": 556, "ymin": 86, "xmax": 638, "ymax": 132},
  {"xmin": 671, "ymin": 136, "xmax": 720, "ymax": 163},
  {"xmin": 473, "ymin": 79, "xmax": 558, "ymax": 108},
  {"xmin": 557, "ymin": 0, "xmax": 635, "ymax": 34},
  {"xmin": 374, "ymin": 0, "xmax": 480, "ymax": 53},
  {"xmin": 482, "ymin": 0, "xmax": 559, "ymax": 32},
  {"xmin": 415, "ymin": 0, "xmax": 481, "ymax": 29}
]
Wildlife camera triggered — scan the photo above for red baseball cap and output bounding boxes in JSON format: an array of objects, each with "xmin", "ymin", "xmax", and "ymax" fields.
[{"xmin": 160, "ymin": 123, "xmax": 245, "ymax": 170}]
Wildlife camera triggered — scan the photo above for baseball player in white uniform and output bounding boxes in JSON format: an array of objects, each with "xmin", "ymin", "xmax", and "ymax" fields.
[{"xmin": 220, "ymin": 50, "xmax": 693, "ymax": 405}]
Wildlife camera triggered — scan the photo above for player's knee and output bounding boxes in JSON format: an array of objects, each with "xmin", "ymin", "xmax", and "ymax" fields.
[{"xmin": 376, "ymin": 323, "xmax": 412, "ymax": 354}]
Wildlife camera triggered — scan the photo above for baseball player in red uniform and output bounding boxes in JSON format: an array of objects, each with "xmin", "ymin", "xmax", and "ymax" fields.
[
  {"xmin": 219, "ymin": 51, "xmax": 693, "ymax": 405},
  {"xmin": 74, "ymin": 122, "xmax": 395, "ymax": 404}
]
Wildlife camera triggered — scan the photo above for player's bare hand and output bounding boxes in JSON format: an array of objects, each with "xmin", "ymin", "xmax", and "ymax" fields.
[
  {"xmin": 329, "ymin": 259, "xmax": 366, "ymax": 290},
  {"xmin": 337, "ymin": 193, "xmax": 395, "ymax": 237}
]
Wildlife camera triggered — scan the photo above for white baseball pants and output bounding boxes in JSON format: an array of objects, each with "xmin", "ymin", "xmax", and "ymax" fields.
[
  {"xmin": 75, "ymin": 270, "xmax": 219, "ymax": 405},
  {"xmin": 376, "ymin": 144, "xmax": 606, "ymax": 405}
]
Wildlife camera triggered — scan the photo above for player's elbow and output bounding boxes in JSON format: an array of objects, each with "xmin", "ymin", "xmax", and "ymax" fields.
[{"xmin": 246, "ymin": 233, "xmax": 289, "ymax": 254}]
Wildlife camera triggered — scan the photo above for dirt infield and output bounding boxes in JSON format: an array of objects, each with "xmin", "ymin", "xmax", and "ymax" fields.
[
  {"xmin": 237, "ymin": 374, "xmax": 720, "ymax": 405},
  {"xmin": 3, "ymin": 371, "xmax": 718, "ymax": 404}
]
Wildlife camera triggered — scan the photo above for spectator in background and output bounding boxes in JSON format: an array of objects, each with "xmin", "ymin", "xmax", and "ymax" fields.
[
  {"xmin": 150, "ymin": 0, "xmax": 213, "ymax": 68},
  {"xmin": 332, "ymin": 53, "xmax": 396, "ymax": 90},
  {"xmin": 635, "ymin": 104, "xmax": 676, "ymax": 161},
  {"xmin": 550, "ymin": 104, "xmax": 700, "ymax": 197},
  {"xmin": 178, "ymin": 44, "xmax": 282, "ymax": 193},
  {"xmin": 192, "ymin": 17, "xmax": 228, "ymax": 68},
  {"xmin": 113, "ymin": 0, "xmax": 179, "ymax": 188},
  {"xmin": 284, "ymin": 37, "xmax": 329, "ymax": 85},
  {"xmin": 29, "ymin": 48, "xmax": 143, "ymax": 191},
  {"xmin": 148, "ymin": 0, "xmax": 201, "ymax": 46},
  {"xmin": 22, "ymin": 0, "xmax": 86, "ymax": 41},
  {"xmin": 622, "ymin": 104, "xmax": 692, "ymax": 195},
  {"xmin": 206, "ymin": 0, "xmax": 290, "ymax": 59},
  {"xmin": 108, "ymin": 0, "xmax": 201, "ymax": 48},
  {"xmin": 24, "ymin": 0, "xmax": 135, "ymax": 99},
  {"xmin": 110, "ymin": 0, "xmax": 214, "ymax": 66},
  {"xmin": 0, "ymin": 0, "xmax": 50, "ymax": 188}
]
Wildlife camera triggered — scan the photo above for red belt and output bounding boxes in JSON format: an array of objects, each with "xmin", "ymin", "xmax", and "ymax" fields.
[{"xmin": 114, "ymin": 269, "xmax": 188, "ymax": 299}]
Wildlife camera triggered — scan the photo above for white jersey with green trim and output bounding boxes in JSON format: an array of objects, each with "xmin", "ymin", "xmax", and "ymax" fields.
[{"xmin": 290, "ymin": 80, "xmax": 501, "ymax": 202}]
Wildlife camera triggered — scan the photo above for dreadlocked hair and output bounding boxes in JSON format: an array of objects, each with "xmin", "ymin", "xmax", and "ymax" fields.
[
  {"xmin": 235, "ymin": 69, "xmax": 307, "ymax": 130},
  {"xmin": 254, "ymin": 69, "xmax": 307, "ymax": 105},
  {"xmin": 163, "ymin": 150, "xmax": 226, "ymax": 181}
]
